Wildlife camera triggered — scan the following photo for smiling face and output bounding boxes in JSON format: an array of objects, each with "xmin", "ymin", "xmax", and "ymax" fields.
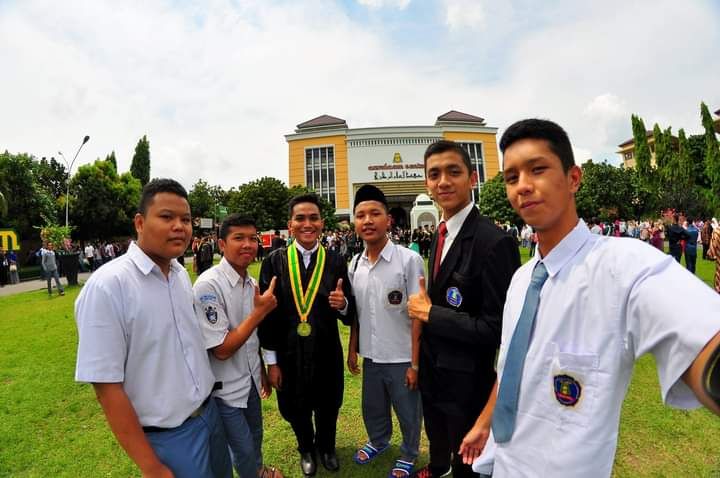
[
  {"xmin": 134, "ymin": 192, "xmax": 192, "ymax": 262},
  {"xmin": 288, "ymin": 202, "xmax": 324, "ymax": 250},
  {"xmin": 502, "ymin": 138, "xmax": 581, "ymax": 235},
  {"xmin": 425, "ymin": 150, "xmax": 477, "ymax": 219},
  {"xmin": 219, "ymin": 224, "xmax": 258, "ymax": 272},
  {"xmin": 354, "ymin": 200, "xmax": 391, "ymax": 246}
]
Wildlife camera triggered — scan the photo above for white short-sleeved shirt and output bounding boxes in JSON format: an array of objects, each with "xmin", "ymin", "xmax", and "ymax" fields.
[
  {"xmin": 74, "ymin": 241, "xmax": 215, "ymax": 428},
  {"xmin": 475, "ymin": 220, "xmax": 720, "ymax": 477},
  {"xmin": 193, "ymin": 258, "xmax": 261, "ymax": 408},
  {"xmin": 349, "ymin": 240, "xmax": 425, "ymax": 363}
]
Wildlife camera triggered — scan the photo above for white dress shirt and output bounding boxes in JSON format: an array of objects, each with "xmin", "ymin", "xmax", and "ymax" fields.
[
  {"xmin": 440, "ymin": 201, "xmax": 475, "ymax": 263},
  {"xmin": 474, "ymin": 219, "xmax": 720, "ymax": 477},
  {"xmin": 349, "ymin": 240, "xmax": 425, "ymax": 363},
  {"xmin": 193, "ymin": 258, "xmax": 262, "ymax": 408},
  {"xmin": 74, "ymin": 242, "xmax": 215, "ymax": 428}
]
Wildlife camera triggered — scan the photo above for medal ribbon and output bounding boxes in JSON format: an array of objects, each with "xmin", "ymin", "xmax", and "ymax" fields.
[{"xmin": 288, "ymin": 244, "xmax": 326, "ymax": 324}]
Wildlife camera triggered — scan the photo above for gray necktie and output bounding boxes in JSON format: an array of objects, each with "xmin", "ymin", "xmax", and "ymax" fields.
[{"xmin": 492, "ymin": 262, "xmax": 549, "ymax": 443}]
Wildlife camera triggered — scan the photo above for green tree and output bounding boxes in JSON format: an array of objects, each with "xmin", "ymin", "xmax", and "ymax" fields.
[
  {"xmin": 700, "ymin": 102, "xmax": 720, "ymax": 210},
  {"xmin": 287, "ymin": 185, "xmax": 338, "ymax": 230},
  {"xmin": 130, "ymin": 135, "xmax": 150, "ymax": 186},
  {"xmin": 105, "ymin": 151, "xmax": 118, "ymax": 172},
  {"xmin": 688, "ymin": 134, "xmax": 710, "ymax": 188},
  {"xmin": 477, "ymin": 173, "xmax": 519, "ymax": 224},
  {"xmin": 632, "ymin": 115, "xmax": 653, "ymax": 180},
  {"xmin": 575, "ymin": 160, "xmax": 636, "ymax": 221},
  {"xmin": 188, "ymin": 180, "xmax": 229, "ymax": 221},
  {"xmin": 227, "ymin": 177, "xmax": 291, "ymax": 231},
  {"xmin": 69, "ymin": 159, "xmax": 142, "ymax": 239},
  {"xmin": 0, "ymin": 190, "xmax": 7, "ymax": 217},
  {"xmin": 0, "ymin": 151, "xmax": 55, "ymax": 239}
]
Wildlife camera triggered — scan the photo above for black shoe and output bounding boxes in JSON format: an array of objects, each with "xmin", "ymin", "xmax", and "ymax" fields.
[
  {"xmin": 300, "ymin": 451, "xmax": 317, "ymax": 476},
  {"xmin": 320, "ymin": 451, "xmax": 339, "ymax": 472}
]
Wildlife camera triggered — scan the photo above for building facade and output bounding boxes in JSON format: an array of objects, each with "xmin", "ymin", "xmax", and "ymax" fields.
[{"xmin": 286, "ymin": 111, "xmax": 500, "ymax": 226}]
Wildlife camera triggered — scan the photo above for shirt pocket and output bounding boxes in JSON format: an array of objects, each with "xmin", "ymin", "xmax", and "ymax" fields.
[
  {"xmin": 538, "ymin": 342, "xmax": 599, "ymax": 428},
  {"xmin": 382, "ymin": 272, "xmax": 407, "ymax": 310}
]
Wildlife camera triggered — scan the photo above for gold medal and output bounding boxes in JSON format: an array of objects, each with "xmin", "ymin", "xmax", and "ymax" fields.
[
  {"xmin": 297, "ymin": 322, "xmax": 312, "ymax": 337},
  {"xmin": 288, "ymin": 244, "xmax": 326, "ymax": 339}
]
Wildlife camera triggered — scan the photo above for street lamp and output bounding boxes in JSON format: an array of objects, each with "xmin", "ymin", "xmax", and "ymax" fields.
[{"xmin": 59, "ymin": 135, "xmax": 90, "ymax": 228}]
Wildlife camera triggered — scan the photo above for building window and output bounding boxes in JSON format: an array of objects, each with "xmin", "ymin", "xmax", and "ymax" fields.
[
  {"xmin": 305, "ymin": 146, "xmax": 336, "ymax": 206},
  {"xmin": 459, "ymin": 142, "xmax": 485, "ymax": 199}
]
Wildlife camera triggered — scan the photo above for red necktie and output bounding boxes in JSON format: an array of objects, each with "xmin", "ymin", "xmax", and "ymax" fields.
[{"xmin": 433, "ymin": 222, "xmax": 448, "ymax": 280}]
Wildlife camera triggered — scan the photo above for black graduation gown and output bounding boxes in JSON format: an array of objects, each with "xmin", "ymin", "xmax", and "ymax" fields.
[{"xmin": 258, "ymin": 245, "xmax": 355, "ymax": 415}]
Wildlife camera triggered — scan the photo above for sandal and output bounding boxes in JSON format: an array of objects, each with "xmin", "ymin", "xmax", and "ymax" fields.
[
  {"xmin": 259, "ymin": 465, "xmax": 284, "ymax": 478},
  {"xmin": 353, "ymin": 442, "xmax": 389, "ymax": 464},
  {"xmin": 389, "ymin": 459, "xmax": 414, "ymax": 478}
]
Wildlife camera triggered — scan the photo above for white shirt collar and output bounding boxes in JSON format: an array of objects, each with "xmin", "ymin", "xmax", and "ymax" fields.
[
  {"xmin": 294, "ymin": 240, "xmax": 319, "ymax": 256},
  {"xmin": 127, "ymin": 241, "xmax": 182, "ymax": 276},
  {"xmin": 442, "ymin": 201, "xmax": 475, "ymax": 238},
  {"xmin": 532, "ymin": 219, "xmax": 591, "ymax": 278},
  {"xmin": 360, "ymin": 238, "xmax": 395, "ymax": 264},
  {"xmin": 218, "ymin": 256, "xmax": 252, "ymax": 287}
]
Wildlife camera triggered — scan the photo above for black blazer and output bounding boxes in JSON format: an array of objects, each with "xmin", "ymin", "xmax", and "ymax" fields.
[{"xmin": 420, "ymin": 207, "xmax": 520, "ymax": 416}]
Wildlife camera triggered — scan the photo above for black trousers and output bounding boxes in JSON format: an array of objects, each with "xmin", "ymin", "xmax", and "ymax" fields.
[
  {"xmin": 423, "ymin": 400, "xmax": 479, "ymax": 478},
  {"xmin": 277, "ymin": 389, "xmax": 340, "ymax": 454}
]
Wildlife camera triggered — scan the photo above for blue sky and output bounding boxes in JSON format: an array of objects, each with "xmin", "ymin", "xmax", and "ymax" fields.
[{"xmin": 0, "ymin": 0, "xmax": 718, "ymax": 189}]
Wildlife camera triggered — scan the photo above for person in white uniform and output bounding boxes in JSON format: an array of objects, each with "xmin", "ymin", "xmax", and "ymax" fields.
[
  {"xmin": 193, "ymin": 214, "xmax": 284, "ymax": 478},
  {"xmin": 347, "ymin": 185, "xmax": 424, "ymax": 478},
  {"xmin": 74, "ymin": 179, "xmax": 232, "ymax": 478},
  {"xmin": 459, "ymin": 119, "xmax": 720, "ymax": 477}
]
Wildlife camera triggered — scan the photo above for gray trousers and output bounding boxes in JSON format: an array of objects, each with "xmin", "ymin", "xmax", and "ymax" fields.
[
  {"xmin": 46, "ymin": 269, "xmax": 64, "ymax": 294},
  {"xmin": 362, "ymin": 358, "xmax": 421, "ymax": 461}
]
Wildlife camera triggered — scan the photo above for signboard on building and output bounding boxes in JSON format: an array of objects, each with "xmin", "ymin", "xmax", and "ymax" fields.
[{"xmin": 199, "ymin": 218, "xmax": 214, "ymax": 229}]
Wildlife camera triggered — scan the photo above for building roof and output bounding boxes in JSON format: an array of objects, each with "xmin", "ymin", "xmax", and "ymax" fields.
[
  {"xmin": 715, "ymin": 108, "xmax": 720, "ymax": 116},
  {"xmin": 618, "ymin": 131, "xmax": 653, "ymax": 148},
  {"xmin": 435, "ymin": 110, "xmax": 485, "ymax": 124},
  {"xmin": 296, "ymin": 114, "xmax": 347, "ymax": 130}
]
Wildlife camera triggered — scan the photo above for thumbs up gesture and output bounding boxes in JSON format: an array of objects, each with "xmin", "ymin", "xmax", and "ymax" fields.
[
  {"xmin": 254, "ymin": 276, "xmax": 278, "ymax": 316},
  {"xmin": 328, "ymin": 278, "xmax": 347, "ymax": 310},
  {"xmin": 408, "ymin": 276, "xmax": 431, "ymax": 322}
]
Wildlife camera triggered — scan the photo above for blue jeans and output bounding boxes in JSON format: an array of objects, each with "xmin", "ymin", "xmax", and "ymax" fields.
[
  {"xmin": 362, "ymin": 359, "xmax": 422, "ymax": 461},
  {"xmin": 145, "ymin": 398, "xmax": 232, "ymax": 478},
  {"xmin": 215, "ymin": 381, "xmax": 263, "ymax": 478}
]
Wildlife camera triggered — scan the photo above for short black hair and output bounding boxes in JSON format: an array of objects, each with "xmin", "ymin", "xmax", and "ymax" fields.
[
  {"xmin": 220, "ymin": 214, "xmax": 256, "ymax": 240},
  {"xmin": 423, "ymin": 140, "xmax": 472, "ymax": 175},
  {"xmin": 138, "ymin": 178, "xmax": 188, "ymax": 215},
  {"xmin": 499, "ymin": 119, "xmax": 575, "ymax": 172},
  {"xmin": 288, "ymin": 193, "xmax": 321, "ymax": 217}
]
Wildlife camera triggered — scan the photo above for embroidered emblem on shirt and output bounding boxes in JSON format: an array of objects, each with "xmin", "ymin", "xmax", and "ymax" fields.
[
  {"xmin": 205, "ymin": 305, "xmax": 218, "ymax": 324},
  {"xmin": 553, "ymin": 374, "xmax": 582, "ymax": 406},
  {"xmin": 199, "ymin": 294, "xmax": 217, "ymax": 304},
  {"xmin": 387, "ymin": 290, "xmax": 403, "ymax": 305},
  {"xmin": 446, "ymin": 287, "xmax": 462, "ymax": 307}
]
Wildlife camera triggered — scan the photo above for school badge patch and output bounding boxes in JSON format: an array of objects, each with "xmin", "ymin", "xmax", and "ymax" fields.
[
  {"xmin": 553, "ymin": 374, "xmax": 582, "ymax": 406},
  {"xmin": 446, "ymin": 287, "xmax": 462, "ymax": 307},
  {"xmin": 205, "ymin": 305, "xmax": 218, "ymax": 324},
  {"xmin": 387, "ymin": 290, "xmax": 403, "ymax": 305}
]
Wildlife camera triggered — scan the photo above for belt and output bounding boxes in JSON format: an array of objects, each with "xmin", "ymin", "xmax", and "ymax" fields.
[{"xmin": 142, "ymin": 395, "xmax": 212, "ymax": 434}]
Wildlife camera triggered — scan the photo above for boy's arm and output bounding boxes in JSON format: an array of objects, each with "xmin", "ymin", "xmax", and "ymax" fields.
[
  {"xmin": 93, "ymin": 383, "xmax": 173, "ymax": 478},
  {"xmin": 347, "ymin": 318, "xmax": 360, "ymax": 375},
  {"xmin": 682, "ymin": 331, "xmax": 720, "ymax": 415},
  {"xmin": 459, "ymin": 379, "xmax": 498, "ymax": 464}
]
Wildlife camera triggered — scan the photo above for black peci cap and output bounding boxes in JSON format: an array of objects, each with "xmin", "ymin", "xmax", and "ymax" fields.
[{"xmin": 354, "ymin": 184, "xmax": 388, "ymax": 211}]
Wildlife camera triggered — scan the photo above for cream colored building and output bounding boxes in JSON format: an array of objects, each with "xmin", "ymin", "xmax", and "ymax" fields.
[{"xmin": 286, "ymin": 110, "xmax": 501, "ymax": 226}]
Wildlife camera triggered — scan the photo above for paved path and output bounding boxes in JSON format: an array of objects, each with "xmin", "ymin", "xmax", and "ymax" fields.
[{"xmin": 0, "ymin": 272, "xmax": 92, "ymax": 297}]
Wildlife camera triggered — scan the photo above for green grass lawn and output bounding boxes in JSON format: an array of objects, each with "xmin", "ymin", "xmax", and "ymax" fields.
[{"xmin": 1, "ymin": 250, "xmax": 719, "ymax": 477}]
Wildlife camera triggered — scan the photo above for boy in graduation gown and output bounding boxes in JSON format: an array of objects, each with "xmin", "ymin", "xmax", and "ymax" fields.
[{"xmin": 258, "ymin": 193, "xmax": 355, "ymax": 477}]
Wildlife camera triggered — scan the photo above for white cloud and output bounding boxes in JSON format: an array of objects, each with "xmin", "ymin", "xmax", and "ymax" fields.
[
  {"xmin": 0, "ymin": 0, "xmax": 718, "ymax": 190},
  {"xmin": 356, "ymin": 0, "xmax": 411, "ymax": 10},
  {"xmin": 442, "ymin": 0, "xmax": 485, "ymax": 30}
]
